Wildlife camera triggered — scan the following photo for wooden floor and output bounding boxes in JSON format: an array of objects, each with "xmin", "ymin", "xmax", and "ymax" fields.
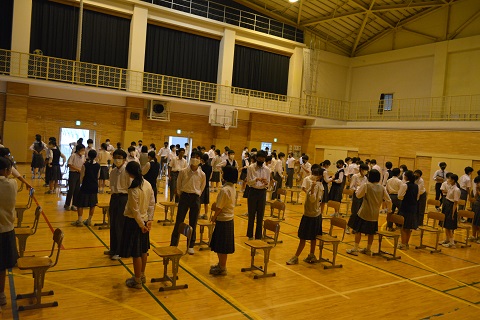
[{"xmin": 2, "ymin": 165, "xmax": 480, "ymax": 320}]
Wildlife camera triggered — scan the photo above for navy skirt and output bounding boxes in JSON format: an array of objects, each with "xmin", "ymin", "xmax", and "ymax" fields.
[
  {"xmin": 211, "ymin": 171, "xmax": 221, "ymax": 183},
  {"xmin": 348, "ymin": 194, "xmax": 363, "ymax": 229},
  {"xmin": 0, "ymin": 230, "xmax": 18, "ymax": 270},
  {"xmin": 351, "ymin": 216, "xmax": 378, "ymax": 235},
  {"xmin": 473, "ymin": 200, "xmax": 480, "ymax": 227},
  {"xmin": 210, "ymin": 220, "xmax": 235, "ymax": 254},
  {"xmin": 322, "ymin": 181, "xmax": 329, "ymax": 203},
  {"xmin": 200, "ymin": 186, "xmax": 210, "ymax": 204},
  {"xmin": 329, "ymin": 183, "xmax": 343, "ymax": 203},
  {"xmin": 298, "ymin": 215, "xmax": 322, "ymax": 240},
  {"xmin": 440, "ymin": 199, "xmax": 457, "ymax": 230},
  {"xmin": 74, "ymin": 192, "xmax": 98, "ymax": 208},
  {"xmin": 399, "ymin": 209, "xmax": 418, "ymax": 230},
  {"xmin": 99, "ymin": 166, "xmax": 109, "ymax": 180},
  {"xmin": 31, "ymin": 153, "xmax": 45, "ymax": 168},
  {"xmin": 47, "ymin": 164, "xmax": 63, "ymax": 181},
  {"xmin": 119, "ymin": 217, "xmax": 150, "ymax": 258}
]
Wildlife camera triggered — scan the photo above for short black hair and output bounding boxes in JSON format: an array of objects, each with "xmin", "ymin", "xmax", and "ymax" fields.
[
  {"xmin": 201, "ymin": 153, "xmax": 209, "ymax": 163},
  {"xmin": 322, "ymin": 160, "xmax": 331, "ymax": 166},
  {"xmin": 370, "ymin": 159, "xmax": 377, "ymax": 165},
  {"xmin": 127, "ymin": 146, "xmax": 136, "ymax": 153},
  {"xmin": 101, "ymin": 143, "xmax": 107, "ymax": 150},
  {"xmin": 414, "ymin": 169, "xmax": 423, "ymax": 177},
  {"xmin": 404, "ymin": 170, "xmax": 415, "ymax": 183},
  {"xmin": 345, "ymin": 157, "xmax": 352, "ymax": 162},
  {"xmin": 227, "ymin": 149, "xmax": 235, "ymax": 155},
  {"xmin": 439, "ymin": 162, "xmax": 447, "ymax": 167},
  {"xmin": 278, "ymin": 152, "xmax": 285, "ymax": 159},
  {"xmin": 87, "ymin": 139, "xmax": 93, "ymax": 144},
  {"xmin": 446, "ymin": 172, "xmax": 453, "ymax": 179},
  {"xmin": 222, "ymin": 166, "xmax": 238, "ymax": 183},
  {"xmin": 368, "ymin": 169, "xmax": 381, "ymax": 183},
  {"xmin": 76, "ymin": 144, "xmax": 85, "ymax": 152},
  {"xmin": 0, "ymin": 156, "xmax": 12, "ymax": 170},
  {"xmin": 385, "ymin": 161, "xmax": 393, "ymax": 169},
  {"xmin": 465, "ymin": 166, "xmax": 474, "ymax": 174},
  {"xmin": 256, "ymin": 150, "xmax": 267, "ymax": 159},
  {"xmin": 449, "ymin": 173, "xmax": 459, "ymax": 183},
  {"xmin": 113, "ymin": 149, "xmax": 127, "ymax": 159},
  {"xmin": 141, "ymin": 146, "xmax": 148, "ymax": 153},
  {"xmin": 391, "ymin": 168, "xmax": 401, "ymax": 176},
  {"xmin": 359, "ymin": 164, "xmax": 369, "ymax": 171},
  {"xmin": 87, "ymin": 149, "xmax": 97, "ymax": 160},
  {"xmin": 303, "ymin": 155, "xmax": 309, "ymax": 161},
  {"xmin": 336, "ymin": 159, "xmax": 345, "ymax": 166},
  {"xmin": 178, "ymin": 148, "xmax": 185, "ymax": 153},
  {"xmin": 474, "ymin": 176, "xmax": 480, "ymax": 184}
]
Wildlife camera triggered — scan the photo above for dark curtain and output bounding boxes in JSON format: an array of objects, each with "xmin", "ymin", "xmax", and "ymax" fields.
[
  {"xmin": 30, "ymin": 0, "xmax": 78, "ymax": 59},
  {"xmin": 378, "ymin": 93, "xmax": 385, "ymax": 115},
  {"xmin": 0, "ymin": 0, "xmax": 14, "ymax": 50},
  {"xmin": 144, "ymin": 24, "xmax": 219, "ymax": 83},
  {"xmin": 232, "ymin": 45, "xmax": 289, "ymax": 95},
  {"xmin": 81, "ymin": 10, "xmax": 130, "ymax": 68}
]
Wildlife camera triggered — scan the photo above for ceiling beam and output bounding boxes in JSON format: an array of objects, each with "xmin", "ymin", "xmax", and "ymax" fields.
[
  {"xmin": 301, "ymin": 9, "xmax": 365, "ymax": 26},
  {"xmin": 400, "ymin": 27, "xmax": 438, "ymax": 40},
  {"xmin": 233, "ymin": 0, "xmax": 297, "ymax": 27},
  {"xmin": 372, "ymin": 1, "xmax": 445, "ymax": 12},
  {"xmin": 448, "ymin": 8, "xmax": 480, "ymax": 39},
  {"xmin": 351, "ymin": 0, "xmax": 376, "ymax": 56},
  {"xmin": 297, "ymin": 0, "xmax": 303, "ymax": 25}
]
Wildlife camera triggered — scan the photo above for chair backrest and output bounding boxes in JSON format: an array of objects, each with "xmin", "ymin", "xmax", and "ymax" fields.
[
  {"xmin": 458, "ymin": 210, "xmax": 475, "ymax": 220},
  {"xmin": 31, "ymin": 206, "xmax": 42, "ymax": 235},
  {"xmin": 343, "ymin": 189, "xmax": 354, "ymax": 196},
  {"xmin": 327, "ymin": 201, "xmax": 341, "ymax": 211},
  {"xmin": 210, "ymin": 203, "xmax": 217, "ymax": 220},
  {"xmin": 178, "ymin": 222, "xmax": 193, "ymax": 255},
  {"xmin": 25, "ymin": 188, "xmax": 35, "ymax": 209},
  {"xmin": 427, "ymin": 199, "xmax": 441, "ymax": 207},
  {"xmin": 427, "ymin": 211, "xmax": 445, "ymax": 228},
  {"xmin": 457, "ymin": 199, "xmax": 466, "ymax": 206},
  {"xmin": 329, "ymin": 217, "xmax": 347, "ymax": 241},
  {"xmin": 270, "ymin": 200, "xmax": 285, "ymax": 215},
  {"xmin": 277, "ymin": 188, "xmax": 287, "ymax": 196},
  {"xmin": 387, "ymin": 213, "xmax": 404, "ymax": 230},
  {"xmin": 263, "ymin": 219, "xmax": 281, "ymax": 247},
  {"xmin": 49, "ymin": 228, "xmax": 64, "ymax": 268}
]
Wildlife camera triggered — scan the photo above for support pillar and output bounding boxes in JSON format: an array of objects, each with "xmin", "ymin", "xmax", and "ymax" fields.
[
  {"xmin": 127, "ymin": 5, "xmax": 148, "ymax": 93},
  {"xmin": 10, "ymin": 0, "xmax": 33, "ymax": 77},
  {"xmin": 217, "ymin": 28, "xmax": 236, "ymax": 104}
]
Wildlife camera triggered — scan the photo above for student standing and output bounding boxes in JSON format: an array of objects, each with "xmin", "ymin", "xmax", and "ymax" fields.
[
  {"xmin": 440, "ymin": 174, "xmax": 461, "ymax": 248},
  {"xmin": 126, "ymin": 146, "xmax": 139, "ymax": 163},
  {"xmin": 397, "ymin": 171, "xmax": 419, "ymax": 250},
  {"xmin": 433, "ymin": 162, "xmax": 448, "ymax": 210},
  {"xmin": 347, "ymin": 169, "xmax": 391, "ymax": 255},
  {"xmin": 65, "ymin": 144, "xmax": 86, "ymax": 211},
  {"xmin": 459, "ymin": 167, "xmax": 473, "ymax": 210},
  {"xmin": 272, "ymin": 152, "xmax": 285, "ymax": 199},
  {"xmin": 105, "ymin": 139, "xmax": 115, "ymax": 154},
  {"xmin": 414, "ymin": 170, "xmax": 427, "ymax": 226},
  {"xmin": 240, "ymin": 152, "xmax": 250, "ymax": 192},
  {"xmin": 209, "ymin": 166, "xmax": 238, "ymax": 276},
  {"xmin": 0, "ymin": 157, "xmax": 18, "ymax": 307},
  {"xmin": 168, "ymin": 148, "xmax": 187, "ymax": 202},
  {"xmin": 300, "ymin": 155, "xmax": 312, "ymax": 180},
  {"xmin": 29, "ymin": 134, "xmax": 47, "ymax": 179},
  {"xmin": 142, "ymin": 151, "xmax": 160, "ymax": 204},
  {"xmin": 216, "ymin": 149, "xmax": 238, "ymax": 169},
  {"xmin": 105, "ymin": 149, "xmax": 131, "ymax": 261},
  {"xmin": 286, "ymin": 153, "xmax": 296, "ymax": 188},
  {"xmin": 320, "ymin": 160, "xmax": 333, "ymax": 214},
  {"xmin": 0, "ymin": 148, "xmax": 33, "ymax": 190},
  {"xmin": 86, "ymin": 139, "xmax": 95, "ymax": 155},
  {"xmin": 386, "ymin": 168, "xmax": 403, "ymax": 231},
  {"xmin": 139, "ymin": 146, "xmax": 149, "ymax": 168},
  {"xmin": 347, "ymin": 164, "xmax": 369, "ymax": 233},
  {"xmin": 286, "ymin": 167, "xmax": 324, "ymax": 265},
  {"xmin": 471, "ymin": 176, "xmax": 480, "ymax": 243},
  {"xmin": 329, "ymin": 160, "xmax": 346, "ymax": 217},
  {"xmin": 170, "ymin": 152, "xmax": 206, "ymax": 255},
  {"xmin": 72, "ymin": 150, "xmax": 101, "ymax": 227},
  {"xmin": 157, "ymin": 142, "xmax": 170, "ymax": 177},
  {"xmin": 246, "ymin": 151, "xmax": 270, "ymax": 240},
  {"xmin": 210, "ymin": 149, "xmax": 222, "ymax": 192},
  {"xmin": 97, "ymin": 143, "xmax": 111, "ymax": 194},
  {"xmin": 120, "ymin": 161, "xmax": 155, "ymax": 289},
  {"xmin": 45, "ymin": 140, "xmax": 66, "ymax": 194},
  {"xmin": 199, "ymin": 153, "xmax": 212, "ymax": 219}
]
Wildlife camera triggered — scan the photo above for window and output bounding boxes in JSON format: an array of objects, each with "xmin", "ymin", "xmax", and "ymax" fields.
[
  {"xmin": 378, "ymin": 93, "xmax": 393, "ymax": 114},
  {"xmin": 261, "ymin": 142, "xmax": 272, "ymax": 152}
]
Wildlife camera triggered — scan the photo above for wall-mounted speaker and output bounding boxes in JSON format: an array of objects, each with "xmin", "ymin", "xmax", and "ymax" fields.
[{"xmin": 130, "ymin": 112, "xmax": 140, "ymax": 120}]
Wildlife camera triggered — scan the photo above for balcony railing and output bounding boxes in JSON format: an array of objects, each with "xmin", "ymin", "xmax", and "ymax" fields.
[
  {"xmin": 1, "ymin": 49, "xmax": 479, "ymax": 122},
  {"xmin": 142, "ymin": 0, "xmax": 303, "ymax": 43}
]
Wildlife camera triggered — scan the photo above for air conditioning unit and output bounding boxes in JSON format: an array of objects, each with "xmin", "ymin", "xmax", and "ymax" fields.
[{"xmin": 147, "ymin": 100, "xmax": 170, "ymax": 121}]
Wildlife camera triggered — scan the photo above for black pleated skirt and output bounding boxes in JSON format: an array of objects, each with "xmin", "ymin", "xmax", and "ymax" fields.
[
  {"xmin": 74, "ymin": 192, "xmax": 98, "ymax": 208},
  {"xmin": 210, "ymin": 220, "xmax": 235, "ymax": 254},
  {"xmin": 473, "ymin": 200, "xmax": 480, "ymax": 227},
  {"xmin": 440, "ymin": 199, "xmax": 457, "ymax": 230},
  {"xmin": 399, "ymin": 210, "xmax": 418, "ymax": 230},
  {"xmin": 298, "ymin": 215, "xmax": 322, "ymax": 240},
  {"xmin": 31, "ymin": 153, "xmax": 45, "ymax": 168},
  {"xmin": 47, "ymin": 164, "xmax": 63, "ymax": 181},
  {"xmin": 119, "ymin": 217, "xmax": 150, "ymax": 258},
  {"xmin": 322, "ymin": 181, "xmax": 329, "ymax": 203},
  {"xmin": 99, "ymin": 166, "xmax": 109, "ymax": 180},
  {"xmin": 200, "ymin": 186, "xmax": 210, "ymax": 204},
  {"xmin": 329, "ymin": 183, "xmax": 343, "ymax": 203},
  {"xmin": 348, "ymin": 195, "xmax": 363, "ymax": 229},
  {"xmin": 211, "ymin": 171, "xmax": 221, "ymax": 182},
  {"xmin": 351, "ymin": 216, "xmax": 378, "ymax": 235},
  {"xmin": 0, "ymin": 230, "xmax": 18, "ymax": 270}
]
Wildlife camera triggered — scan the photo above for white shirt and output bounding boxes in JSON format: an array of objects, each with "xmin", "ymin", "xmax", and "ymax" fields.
[
  {"xmin": 350, "ymin": 163, "xmax": 359, "ymax": 175},
  {"xmin": 247, "ymin": 163, "xmax": 271, "ymax": 189},
  {"xmin": 106, "ymin": 144, "xmax": 115, "ymax": 153},
  {"xmin": 241, "ymin": 150, "xmax": 248, "ymax": 159},
  {"xmin": 68, "ymin": 153, "xmax": 85, "ymax": 172},
  {"xmin": 323, "ymin": 168, "xmax": 333, "ymax": 183},
  {"xmin": 126, "ymin": 155, "xmax": 139, "ymax": 163},
  {"xmin": 221, "ymin": 152, "xmax": 228, "ymax": 161},
  {"xmin": 158, "ymin": 147, "xmax": 170, "ymax": 157},
  {"xmin": 333, "ymin": 168, "xmax": 344, "ymax": 184},
  {"xmin": 445, "ymin": 184, "xmax": 461, "ymax": 202},
  {"xmin": 398, "ymin": 182, "xmax": 420, "ymax": 201},
  {"xmin": 110, "ymin": 163, "xmax": 132, "ymax": 194},
  {"xmin": 415, "ymin": 177, "xmax": 426, "ymax": 195},
  {"xmin": 440, "ymin": 181, "xmax": 450, "ymax": 194},
  {"xmin": 215, "ymin": 183, "xmax": 236, "ymax": 221},
  {"xmin": 170, "ymin": 157, "xmax": 187, "ymax": 172},
  {"xmin": 286, "ymin": 157, "xmax": 296, "ymax": 169},
  {"xmin": 433, "ymin": 169, "xmax": 448, "ymax": 182},
  {"xmin": 177, "ymin": 167, "xmax": 206, "ymax": 196},
  {"xmin": 459, "ymin": 174, "xmax": 471, "ymax": 191},
  {"xmin": 208, "ymin": 149, "xmax": 216, "ymax": 159},
  {"xmin": 96, "ymin": 150, "xmax": 111, "ymax": 166},
  {"xmin": 274, "ymin": 159, "xmax": 284, "ymax": 175},
  {"xmin": 386, "ymin": 177, "xmax": 403, "ymax": 194},
  {"xmin": 217, "ymin": 158, "xmax": 239, "ymax": 169},
  {"xmin": 124, "ymin": 180, "xmax": 155, "ymax": 228},
  {"xmin": 211, "ymin": 155, "xmax": 222, "ymax": 172},
  {"xmin": 350, "ymin": 173, "xmax": 367, "ymax": 191},
  {"xmin": 302, "ymin": 176, "xmax": 324, "ymax": 217},
  {"xmin": 167, "ymin": 151, "xmax": 176, "ymax": 163},
  {"xmin": 301, "ymin": 162, "xmax": 312, "ymax": 177},
  {"xmin": 29, "ymin": 141, "xmax": 48, "ymax": 151},
  {"xmin": 0, "ymin": 176, "xmax": 17, "ymax": 233}
]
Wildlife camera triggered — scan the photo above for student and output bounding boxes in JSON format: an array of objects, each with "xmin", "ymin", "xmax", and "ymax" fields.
[
  {"xmin": 169, "ymin": 148, "xmax": 187, "ymax": 202},
  {"xmin": 0, "ymin": 157, "xmax": 18, "ymax": 307},
  {"xmin": 347, "ymin": 169, "xmax": 391, "ymax": 255},
  {"xmin": 439, "ymin": 174, "xmax": 461, "ymax": 248},
  {"xmin": 65, "ymin": 144, "xmax": 86, "ymax": 211},
  {"xmin": 86, "ymin": 139, "xmax": 95, "ymax": 155},
  {"xmin": 246, "ymin": 151, "xmax": 270, "ymax": 240},
  {"xmin": 414, "ymin": 170, "xmax": 427, "ymax": 226},
  {"xmin": 208, "ymin": 145, "xmax": 216, "ymax": 165},
  {"xmin": 433, "ymin": 162, "xmax": 448, "ymax": 209},
  {"xmin": 170, "ymin": 152, "xmax": 206, "ymax": 255},
  {"xmin": 272, "ymin": 152, "xmax": 285, "ymax": 199},
  {"xmin": 209, "ymin": 166, "xmax": 238, "ymax": 276},
  {"xmin": 148, "ymin": 143, "xmax": 156, "ymax": 154},
  {"xmin": 105, "ymin": 149, "xmax": 131, "ymax": 261},
  {"xmin": 0, "ymin": 148, "xmax": 33, "ymax": 190},
  {"xmin": 44, "ymin": 137, "xmax": 56, "ymax": 187},
  {"xmin": 138, "ymin": 146, "xmax": 149, "ymax": 168},
  {"xmin": 397, "ymin": 171, "xmax": 419, "ymax": 250},
  {"xmin": 320, "ymin": 160, "xmax": 333, "ymax": 214},
  {"xmin": 347, "ymin": 164, "xmax": 369, "ymax": 234},
  {"xmin": 127, "ymin": 146, "xmax": 140, "ymax": 163},
  {"xmin": 286, "ymin": 153, "xmax": 296, "ymax": 188},
  {"xmin": 386, "ymin": 168, "xmax": 403, "ymax": 231},
  {"xmin": 72, "ymin": 150, "xmax": 101, "ymax": 227},
  {"xmin": 300, "ymin": 155, "xmax": 311, "ymax": 180},
  {"xmin": 459, "ymin": 167, "xmax": 474, "ymax": 210},
  {"xmin": 240, "ymin": 152, "xmax": 250, "ymax": 191},
  {"xmin": 349, "ymin": 157, "xmax": 359, "ymax": 176},
  {"xmin": 130, "ymin": 141, "xmax": 140, "ymax": 158},
  {"xmin": 329, "ymin": 160, "xmax": 346, "ymax": 217},
  {"xmin": 470, "ymin": 176, "xmax": 480, "ymax": 243},
  {"xmin": 105, "ymin": 139, "xmax": 115, "ymax": 154},
  {"xmin": 157, "ymin": 142, "xmax": 170, "ymax": 177},
  {"xmin": 120, "ymin": 161, "xmax": 155, "ymax": 289},
  {"xmin": 45, "ymin": 140, "xmax": 66, "ymax": 194},
  {"xmin": 29, "ymin": 134, "xmax": 47, "ymax": 179},
  {"xmin": 116, "ymin": 142, "xmax": 123, "ymax": 151},
  {"xmin": 241, "ymin": 147, "xmax": 249, "ymax": 160},
  {"xmin": 440, "ymin": 172, "xmax": 454, "ymax": 202},
  {"xmin": 286, "ymin": 166, "xmax": 324, "ymax": 265},
  {"xmin": 217, "ymin": 149, "xmax": 238, "ymax": 168},
  {"xmin": 136, "ymin": 140, "xmax": 143, "ymax": 153},
  {"xmin": 382, "ymin": 161, "xmax": 393, "ymax": 187},
  {"xmin": 97, "ymin": 143, "xmax": 111, "ymax": 194},
  {"xmin": 200, "ymin": 153, "xmax": 212, "ymax": 219},
  {"xmin": 210, "ymin": 149, "xmax": 222, "ymax": 192},
  {"xmin": 221, "ymin": 146, "xmax": 229, "ymax": 161},
  {"xmin": 142, "ymin": 151, "xmax": 160, "ymax": 204}
]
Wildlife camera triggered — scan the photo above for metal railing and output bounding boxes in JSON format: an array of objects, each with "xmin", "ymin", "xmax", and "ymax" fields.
[
  {"xmin": 142, "ymin": 0, "xmax": 303, "ymax": 43},
  {"xmin": 1, "ymin": 49, "xmax": 479, "ymax": 122}
]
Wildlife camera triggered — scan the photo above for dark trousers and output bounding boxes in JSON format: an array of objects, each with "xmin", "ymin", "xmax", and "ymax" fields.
[
  {"xmin": 417, "ymin": 192, "xmax": 427, "ymax": 226},
  {"xmin": 65, "ymin": 171, "xmax": 80, "ymax": 206},
  {"xmin": 44, "ymin": 163, "xmax": 51, "ymax": 184},
  {"xmin": 160, "ymin": 157, "xmax": 168, "ymax": 177},
  {"xmin": 109, "ymin": 193, "xmax": 128, "ymax": 254},
  {"xmin": 435, "ymin": 183, "xmax": 442, "ymax": 207},
  {"xmin": 170, "ymin": 192, "xmax": 200, "ymax": 248},
  {"xmin": 460, "ymin": 189, "xmax": 468, "ymax": 210},
  {"xmin": 387, "ymin": 194, "xmax": 402, "ymax": 228},
  {"xmin": 272, "ymin": 173, "xmax": 283, "ymax": 200},
  {"xmin": 286, "ymin": 168, "xmax": 294, "ymax": 188},
  {"xmin": 247, "ymin": 188, "xmax": 267, "ymax": 239},
  {"xmin": 169, "ymin": 171, "xmax": 180, "ymax": 202}
]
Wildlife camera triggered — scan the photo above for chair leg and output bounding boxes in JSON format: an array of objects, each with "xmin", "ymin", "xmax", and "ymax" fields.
[
  {"xmin": 17, "ymin": 268, "xmax": 57, "ymax": 311},
  {"xmin": 462, "ymin": 229, "xmax": 471, "ymax": 248},
  {"xmin": 253, "ymin": 248, "xmax": 275, "ymax": 279},
  {"xmin": 318, "ymin": 240, "xmax": 325, "ymax": 262},
  {"xmin": 324, "ymin": 242, "xmax": 342, "ymax": 269},
  {"xmin": 16, "ymin": 235, "xmax": 28, "ymax": 258},
  {"xmin": 416, "ymin": 230, "xmax": 426, "ymax": 249},
  {"xmin": 16, "ymin": 208, "xmax": 26, "ymax": 228},
  {"xmin": 432, "ymin": 232, "xmax": 442, "ymax": 253}
]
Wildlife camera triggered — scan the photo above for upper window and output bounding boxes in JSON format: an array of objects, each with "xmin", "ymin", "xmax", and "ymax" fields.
[{"xmin": 378, "ymin": 93, "xmax": 393, "ymax": 114}]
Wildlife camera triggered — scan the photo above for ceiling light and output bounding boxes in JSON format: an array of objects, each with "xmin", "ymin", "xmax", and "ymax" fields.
[{"xmin": 289, "ymin": 0, "xmax": 298, "ymax": 3}]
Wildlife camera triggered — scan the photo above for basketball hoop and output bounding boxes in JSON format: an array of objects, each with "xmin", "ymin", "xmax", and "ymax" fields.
[{"xmin": 223, "ymin": 123, "xmax": 230, "ymax": 130}]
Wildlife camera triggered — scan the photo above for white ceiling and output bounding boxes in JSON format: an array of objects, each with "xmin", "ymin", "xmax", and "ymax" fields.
[{"xmin": 235, "ymin": 0, "xmax": 480, "ymax": 56}]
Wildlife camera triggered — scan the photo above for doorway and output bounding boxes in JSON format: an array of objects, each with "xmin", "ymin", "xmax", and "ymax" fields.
[
  {"xmin": 168, "ymin": 136, "xmax": 193, "ymax": 159},
  {"xmin": 60, "ymin": 128, "xmax": 94, "ymax": 157}
]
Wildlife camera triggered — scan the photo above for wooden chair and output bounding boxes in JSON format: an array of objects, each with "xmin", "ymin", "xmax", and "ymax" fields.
[
  {"xmin": 15, "ymin": 206, "xmax": 42, "ymax": 257},
  {"xmin": 287, "ymin": 187, "xmax": 302, "ymax": 205},
  {"xmin": 373, "ymin": 213, "xmax": 404, "ymax": 261},
  {"xmin": 342, "ymin": 189, "xmax": 354, "ymax": 217},
  {"xmin": 426, "ymin": 199, "xmax": 441, "ymax": 226},
  {"xmin": 15, "ymin": 187, "xmax": 34, "ymax": 227},
  {"xmin": 415, "ymin": 212, "xmax": 445, "ymax": 254},
  {"xmin": 241, "ymin": 219, "xmax": 280, "ymax": 279},
  {"xmin": 152, "ymin": 222, "xmax": 192, "ymax": 291},
  {"xmin": 16, "ymin": 228, "xmax": 64, "ymax": 311},
  {"xmin": 469, "ymin": 197, "xmax": 476, "ymax": 211},
  {"xmin": 196, "ymin": 203, "xmax": 216, "ymax": 251},
  {"xmin": 324, "ymin": 200, "xmax": 341, "ymax": 219},
  {"xmin": 316, "ymin": 217, "xmax": 346, "ymax": 269},
  {"xmin": 456, "ymin": 210, "xmax": 475, "ymax": 248},
  {"xmin": 95, "ymin": 203, "xmax": 110, "ymax": 229},
  {"xmin": 275, "ymin": 188, "xmax": 287, "ymax": 203},
  {"xmin": 157, "ymin": 201, "xmax": 178, "ymax": 226},
  {"xmin": 270, "ymin": 200, "xmax": 286, "ymax": 220}
]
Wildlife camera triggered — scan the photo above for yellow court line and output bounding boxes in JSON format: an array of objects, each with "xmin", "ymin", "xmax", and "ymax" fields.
[
  {"xmin": 148, "ymin": 239, "xmax": 263, "ymax": 320},
  {"xmin": 13, "ymin": 273, "xmax": 162, "ymax": 319}
]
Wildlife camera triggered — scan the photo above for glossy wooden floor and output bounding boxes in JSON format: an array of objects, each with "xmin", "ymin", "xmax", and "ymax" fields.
[{"xmin": 2, "ymin": 166, "xmax": 480, "ymax": 320}]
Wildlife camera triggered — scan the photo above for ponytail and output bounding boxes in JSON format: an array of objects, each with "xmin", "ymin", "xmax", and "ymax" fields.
[{"xmin": 126, "ymin": 161, "xmax": 144, "ymax": 189}]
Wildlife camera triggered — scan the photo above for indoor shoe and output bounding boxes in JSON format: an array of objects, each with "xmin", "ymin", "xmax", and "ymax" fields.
[
  {"xmin": 83, "ymin": 220, "xmax": 91, "ymax": 226},
  {"xmin": 187, "ymin": 248, "xmax": 195, "ymax": 255},
  {"xmin": 286, "ymin": 256, "xmax": 299, "ymax": 265},
  {"xmin": 210, "ymin": 267, "xmax": 227, "ymax": 276},
  {"xmin": 71, "ymin": 220, "xmax": 83, "ymax": 227},
  {"xmin": 359, "ymin": 248, "xmax": 372, "ymax": 255},
  {"xmin": 111, "ymin": 255, "xmax": 121, "ymax": 260},
  {"xmin": 346, "ymin": 248, "xmax": 359, "ymax": 256},
  {"xmin": 303, "ymin": 253, "xmax": 317, "ymax": 264},
  {"xmin": 442, "ymin": 242, "xmax": 456, "ymax": 249},
  {"xmin": 125, "ymin": 277, "xmax": 142, "ymax": 289},
  {"xmin": 71, "ymin": 206, "xmax": 78, "ymax": 211}
]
